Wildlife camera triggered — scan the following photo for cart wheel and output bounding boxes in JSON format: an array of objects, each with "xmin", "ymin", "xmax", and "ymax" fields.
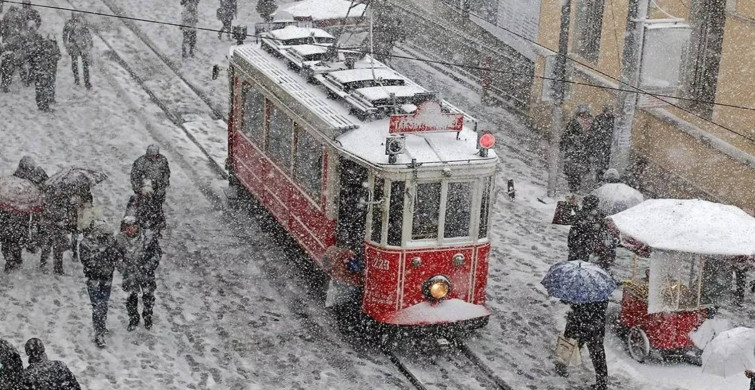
[{"xmin": 627, "ymin": 326, "xmax": 651, "ymax": 363}]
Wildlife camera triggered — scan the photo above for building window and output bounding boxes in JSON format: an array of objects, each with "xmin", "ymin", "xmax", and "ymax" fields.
[
  {"xmin": 267, "ymin": 103, "xmax": 294, "ymax": 171},
  {"xmin": 242, "ymin": 85, "xmax": 265, "ymax": 145},
  {"xmin": 294, "ymin": 125, "xmax": 323, "ymax": 198},
  {"xmin": 573, "ymin": 0, "xmax": 605, "ymax": 62},
  {"xmin": 683, "ymin": 0, "xmax": 726, "ymax": 118}
]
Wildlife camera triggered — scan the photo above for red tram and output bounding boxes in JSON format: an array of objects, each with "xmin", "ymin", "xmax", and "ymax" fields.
[{"xmin": 224, "ymin": 28, "xmax": 498, "ymax": 328}]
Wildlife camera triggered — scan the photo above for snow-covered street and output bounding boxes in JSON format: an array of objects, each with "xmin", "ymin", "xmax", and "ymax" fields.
[{"xmin": 1, "ymin": 1, "xmax": 753, "ymax": 389}]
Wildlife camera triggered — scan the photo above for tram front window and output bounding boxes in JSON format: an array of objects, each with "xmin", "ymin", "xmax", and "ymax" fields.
[
  {"xmin": 412, "ymin": 183, "xmax": 441, "ymax": 240},
  {"xmin": 444, "ymin": 182, "xmax": 472, "ymax": 238}
]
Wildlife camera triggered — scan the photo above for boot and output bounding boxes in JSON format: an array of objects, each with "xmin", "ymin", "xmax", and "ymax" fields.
[
  {"xmin": 95, "ymin": 334, "xmax": 106, "ymax": 348},
  {"xmin": 555, "ymin": 362, "xmax": 569, "ymax": 378},
  {"xmin": 127, "ymin": 317, "xmax": 140, "ymax": 332},
  {"xmin": 144, "ymin": 316, "xmax": 152, "ymax": 330}
]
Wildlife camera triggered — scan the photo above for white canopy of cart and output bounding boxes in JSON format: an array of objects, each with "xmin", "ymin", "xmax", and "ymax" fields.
[{"xmin": 608, "ymin": 199, "xmax": 755, "ymax": 257}]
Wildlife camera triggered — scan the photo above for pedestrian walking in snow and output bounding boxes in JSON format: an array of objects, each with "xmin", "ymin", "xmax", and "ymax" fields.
[
  {"xmin": 555, "ymin": 300, "xmax": 609, "ymax": 390},
  {"xmin": 115, "ymin": 216, "xmax": 162, "ymax": 331},
  {"xmin": 0, "ymin": 19, "xmax": 37, "ymax": 92},
  {"xmin": 62, "ymin": 12, "xmax": 93, "ymax": 89},
  {"xmin": 39, "ymin": 189, "xmax": 77, "ymax": 274},
  {"xmin": 560, "ymin": 104, "xmax": 593, "ymax": 193},
  {"xmin": 18, "ymin": 0, "xmax": 41, "ymax": 32},
  {"xmin": 0, "ymin": 208, "xmax": 29, "ymax": 273},
  {"xmin": 567, "ymin": 194, "xmax": 607, "ymax": 265},
  {"xmin": 216, "ymin": 0, "xmax": 237, "ymax": 40},
  {"xmin": 590, "ymin": 105, "xmax": 615, "ymax": 182},
  {"xmin": 130, "ymin": 144, "xmax": 170, "ymax": 232},
  {"xmin": 0, "ymin": 339, "xmax": 24, "ymax": 390},
  {"xmin": 181, "ymin": 0, "xmax": 199, "ymax": 58},
  {"xmin": 80, "ymin": 219, "xmax": 118, "ymax": 348},
  {"xmin": 22, "ymin": 338, "xmax": 81, "ymax": 390},
  {"xmin": 29, "ymin": 36, "xmax": 61, "ymax": 111}
]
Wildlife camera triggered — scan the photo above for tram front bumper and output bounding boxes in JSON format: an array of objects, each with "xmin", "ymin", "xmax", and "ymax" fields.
[{"xmin": 381, "ymin": 299, "xmax": 490, "ymax": 326}]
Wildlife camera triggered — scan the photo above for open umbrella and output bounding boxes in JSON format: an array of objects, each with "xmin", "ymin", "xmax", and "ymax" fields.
[
  {"xmin": 0, "ymin": 176, "xmax": 44, "ymax": 214},
  {"xmin": 541, "ymin": 260, "xmax": 617, "ymax": 303},
  {"xmin": 701, "ymin": 327, "xmax": 755, "ymax": 377},
  {"xmin": 591, "ymin": 183, "xmax": 644, "ymax": 215},
  {"xmin": 45, "ymin": 167, "xmax": 107, "ymax": 194}
]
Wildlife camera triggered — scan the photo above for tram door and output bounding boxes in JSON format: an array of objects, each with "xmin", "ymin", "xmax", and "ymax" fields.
[{"xmin": 337, "ymin": 158, "xmax": 369, "ymax": 261}]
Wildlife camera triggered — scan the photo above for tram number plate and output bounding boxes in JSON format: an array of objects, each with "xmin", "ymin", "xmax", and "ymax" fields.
[{"xmin": 371, "ymin": 257, "xmax": 390, "ymax": 271}]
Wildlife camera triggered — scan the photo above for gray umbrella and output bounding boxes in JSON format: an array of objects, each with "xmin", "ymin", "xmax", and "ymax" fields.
[{"xmin": 45, "ymin": 167, "xmax": 108, "ymax": 194}]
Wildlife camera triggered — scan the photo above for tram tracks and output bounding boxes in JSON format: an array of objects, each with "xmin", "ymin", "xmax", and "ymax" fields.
[{"xmin": 73, "ymin": 2, "xmax": 515, "ymax": 388}]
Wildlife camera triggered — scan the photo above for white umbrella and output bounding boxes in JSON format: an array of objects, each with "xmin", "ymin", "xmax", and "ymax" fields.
[
  {"xmin": 690, "ymin": 318, "xmax": 732, "ymax": 350},
  {"xmin": 591, "ymin": 183, "xmax": 644, "ymax": 215},
  {"xmin": 702, "ymin": 327, "xmax": 755, "ymax": 377}
]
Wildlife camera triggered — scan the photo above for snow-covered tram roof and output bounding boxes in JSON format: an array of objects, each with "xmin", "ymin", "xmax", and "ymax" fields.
[{"xmin": 230, "ymin": 44, "xmax": 497, "ymax": 169}]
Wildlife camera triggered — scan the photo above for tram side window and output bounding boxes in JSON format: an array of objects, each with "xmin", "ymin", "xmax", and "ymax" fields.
[
  {"xmin": 387, "ymin": 181, "xmax": 405, "ymax": 246},
  {"xmin": 371, "ymin": 179, "xmax": 385, "ymax": 243},
  {"xmin": 267, "ymin": 103, "xmax": 294, "ymax": 172},
  {"xmin": 242, "ymin": 86, "xmax": 265, "ymax": 144},
  {"xmin": 294, "ymin": 126, "xmax": 322, "ymax": 198},
  {"xmin": 412, "ymin": 183, "xmax": 441, "ymax": 240},
  {"xmin": 444, "ymin": 182, "xmax": 472, "ymax": 238},
  {"xmin": 479, "ymin": 177, "xmax": 493, "ymax": 239}
]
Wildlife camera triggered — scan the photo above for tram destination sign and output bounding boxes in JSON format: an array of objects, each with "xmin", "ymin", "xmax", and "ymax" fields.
[{"xmin": 389, "ymin": 101, "xmax": 464, "ymax": 134}]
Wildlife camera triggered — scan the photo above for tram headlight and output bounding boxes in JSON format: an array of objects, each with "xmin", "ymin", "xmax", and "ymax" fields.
[{"xmin": 423, "ymin": 275, "xmax": 451, "ymax": 301}]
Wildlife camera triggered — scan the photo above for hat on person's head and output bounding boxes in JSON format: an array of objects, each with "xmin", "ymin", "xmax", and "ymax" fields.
[
  {"xmin": 146, "ymin": 144, "xmax": 160, "ymax": 157},
  {"xmin": 603, "ymin": 168, "xmax": 620, "ymax": 183},
  {"xmin": 576, "ymin": 104, "xmax": 592, "ymax": 116},
  {"xmin": 24, "ymin": 338, "xmax": 46, "ymax": 364},
  {"xmin": 582, "ymin": 194, "xmax": 600, "ymax": 210}
]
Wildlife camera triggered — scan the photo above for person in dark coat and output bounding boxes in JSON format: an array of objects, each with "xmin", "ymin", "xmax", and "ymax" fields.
[
  {"xmin": 115, "ymin": 215, "xmax": 161, "ymax": 331},
  {"xmin": 18, "ymin": 0, "xmax": 41, "ymax": 32},
  {"xmin": 746, "ymin": 369, "xmax": 755, "ymax": 390},
  {"xmin": 591, "ymin": 104, "xmax": 615, "ymax": 181},
  {"xmin": 29, "ymin": 36, "xmax": 61, "ymax": 112},
  {"xmin": 181, "ymin": 0, "xmax": 199, "ymax": 58},
  {"xmin": 22, "ymin": 339, "xmax": 81, "ymax": 390},
  {"xmin": 0, "ymin": 209, "xmax": 29, "ymax": 273},
  {"xmin": 0, "ymin": 339, "xmax": 24, "ymax": 390},
  {"xmin": 556, "ymin": 300, "xmax": 609, "ymax": 390},
  {"xmin": 130, "ymin": 145, "xmax": 170, "ymax": 231},
  {"xmin": 80, "ymin": 220, "xmax": 118, "ymax": 348},
  {"xmin": 560, "ymin": 104, "xmax": 593, "ymax": 193},
  {"xmin": 61, "ymin": 12, "xmax": 93, "ymax": 89},
  {"xmin": 216, "ymin": 0, "xmax": 237, "ymax": 40},
  {"xmin": 12, "ymin": 157, "xmax": 48, "ymax": 189},
  {"xmin": 0, "ymin": 15, "xmax": 36, "ymax": 92},
  {"xmin": 567, "ymin": 194, "xmax": 607, "ymax": 264}
]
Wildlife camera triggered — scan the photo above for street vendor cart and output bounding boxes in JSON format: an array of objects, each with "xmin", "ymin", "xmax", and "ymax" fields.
[{"xmin": 605, "ymin": 199, "xmax": 755, "ymax": 363}]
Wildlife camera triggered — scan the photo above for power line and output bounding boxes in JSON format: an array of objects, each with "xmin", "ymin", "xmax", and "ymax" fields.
[
  {"xmin": 11, "ymin": 0, "xmax": 755, "ymax": 143},
  {"xmin": 434, "ymin": 0, "xmax": 755, "ymax": 143}
]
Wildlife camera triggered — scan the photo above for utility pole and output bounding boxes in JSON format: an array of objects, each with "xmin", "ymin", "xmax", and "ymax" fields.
[
  {"xmin": 611, "ymin": 0, "xmax": 650, "ymax": 174},
  {"xmin": 546, "ymin": 0, "xmax": 572, "ymax": 198}
]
